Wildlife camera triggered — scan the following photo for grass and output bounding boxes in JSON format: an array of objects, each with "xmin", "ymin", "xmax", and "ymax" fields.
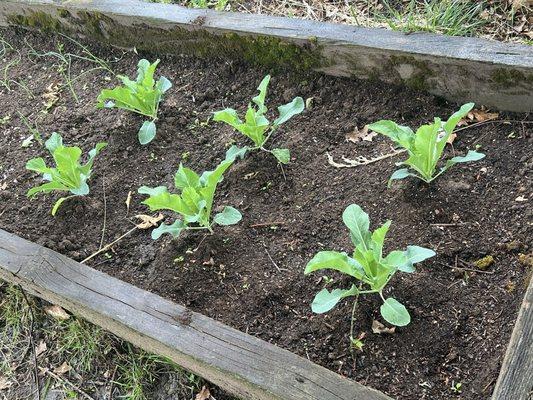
[
  {"xmin": 376, "ymin": 0, "xmax": 488, "ymax": 37},
  {"xmin": 148, "ymin": 0, "xmax": 532, "ymax": 44},
  {"xmin": 0, "ymin": 283, "xmax": 231, "ymax": 399}
]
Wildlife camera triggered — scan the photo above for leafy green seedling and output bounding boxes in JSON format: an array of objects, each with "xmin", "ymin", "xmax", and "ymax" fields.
[
  {"xmin": 368, "ymin": 103, "xmax": 485, "ymax": 186},
  {"xmin": 97, "ymin": 59, "xmax": 171, "ymax": 145},
  {"xmin": 304, "ymin": 204, "xmax": 435, "ymax": 327},
  {"xmin": 26, "ymin": 132, "xmax": 107, "ymax": 215},
  {"xmin": 138, "ymin": 157, "xmax": 241, "ymax": 240},
  {"xmin": 213, "ymin": 75, "xmax": 304, "ymax": 164}
]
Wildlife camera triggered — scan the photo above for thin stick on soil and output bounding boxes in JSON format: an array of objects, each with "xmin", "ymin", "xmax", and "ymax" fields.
[
  {"xmin": 81, "ymin": 226, "xmax": 138, "ymax": 264},
  {"xmin": 99, "ymin": 175, "xmax": 107, "ymax": 251},
  {"xmin": 43, "ymin": 369, "xmax": 95, "ymax": 400},
  {"xmin": 437, "ymin": 261, "xmax": 495, "ymax": 275},
  {"xmin": 18, "ymin": 286, "xmax": 41, "ymax": 400},
  {"xmin": 262, "ymin": 242, "xmax": 287, "ymax": 272}
]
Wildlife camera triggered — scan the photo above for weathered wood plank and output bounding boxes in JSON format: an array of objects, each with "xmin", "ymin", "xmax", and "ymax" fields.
[
  {"xmin": 0, "ymin": 0, "xmax": 532, "ymax": 112},
  {"xmin": 491, "ymin": 275, "xmax": 533, "ymax": 400},
  {"xmin": 0, "ymin": 228, "xmax": 391, "ymax": 400}
]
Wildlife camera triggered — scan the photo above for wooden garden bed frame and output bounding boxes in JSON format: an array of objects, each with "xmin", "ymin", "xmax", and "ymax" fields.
[
  {"xmin": 0, "ymin": 0, "xmax": 532, "ymax": 112},
  {"xmin": 0, "ymin": 1, "xmax": 531, "ymax": 398}
]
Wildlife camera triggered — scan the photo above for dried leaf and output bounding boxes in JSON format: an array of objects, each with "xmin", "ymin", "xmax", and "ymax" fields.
[
  {"xmin": 195, "ymin": 386, "xmax": 211, "ymax": 400},
  {"xmin": 515, "ymin": 195, "xmax": 528, "ymax": 202},
  {"xmin": 53, "ymin": 362, "xmax": 72, "ymax": 375},
  {"xmin": 134, "ymin": 213, "xmax": 164, "ymax": 229},
  {"xmin": 42, "ymin": 83, "xmax": 60, "ymax": 111},
  {"xmin": 372, "ymin": 319, "xmax": 396, "ymax": 334},
  {"xmin": 35, "ymin": 340, "xmax": 47, "ymax": 357},
  {"xmin": 0, "ymin": 376, "xmax": 13, "ymax": 391},
  {"xmin": 125, "ymin": 190, "xmax": 133, "ymax": 213},
  {"xmin": 44, "ymin": 305, "xmax": 70, "ymax": 321},
  {"xmin": 446, "ymin": 133, "xmax": 457, "ymax": 144},
  {"xmin": 467, "ymin": 109, "xmax": 499, "ymax": 123},
  {"xmin": 346, "ymin": 125, "xmax": 377, "ymax": 143}
]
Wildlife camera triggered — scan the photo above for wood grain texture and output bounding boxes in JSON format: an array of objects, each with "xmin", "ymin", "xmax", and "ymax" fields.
[
  {"xmin": 0, "ymin": 0, "xmax": 532, "ymax": 111},
  {"xmin": 491, "ymin": 275, "xmax": 533, "ymax": 400},
  {"xmin": 0, "ymin": 228, "xmax": 392, "ymax": 400}
]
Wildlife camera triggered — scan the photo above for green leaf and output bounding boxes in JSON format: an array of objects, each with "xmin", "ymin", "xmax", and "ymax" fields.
[
  {"xmin": 371, "ymin": 220, "xmax": 391, "ymax": 259},
  {"xmin": 225, "ymin": 145, "xmax": 248, "ymax": 161},
  {"xmin": 311, "ymin": 286, "xmax": 358, "ymax": 314},
  {"xmin": 273, "ymin": 97, "xmax": 304, "ymax": 126},
  {"xmin": 447, "ymin": 150, "xmax": 485, "ymax": 166},
  {"xmin": 367, "ymin": 121, "xmax": 414, "ymax": 149},
  {"xmin": 152, "ymin": 220, "xmax": 185, "ymax": 240},
  {"xmin": 388, "ymin": 168, "xmax": 411, "ymax": 187},
  {"xmin": 138, "ymin": 185, "xmax": 168, "ymax": 197},
  {"xmin": 387, "ymin": 246, "xmax": 435, "ymax": 273},
  {"xmin": 213, "ymin": 108, "xmax": 242, "ymax": 129},
  {"xmin": 27, "ymin": 181, "xmax": 70, "ymax": 197},
  {"xmin": 174, "ymin": 164, "xmax": 200, "ymax": 189},
  {"xmin": 252, "ymin": 75, "xmax": 270, "ymax": 113},
  {"xmin": 271, "ymin": 148, "xmax": 290, "ymax": 164},
  {"xmin": 213, "ymin": 206, "xmax": 242, "ymax": 226},
  {"xmin": 45, "ymin": 132, "xmax": 63, "ymax": 153},
  {"xmin": 443, "ymin": 103, "xmax": 474, "ymax": 135},
  {"xmin": 405, "ymin": 245, "xmax": 436, "ymax": 264},
  {"xmin": 380, "ymin": 297, "xmax": 410, "ymax": 326},
  {"xmin": 51, "ymin": 197, "xmax": 69, "ymax": 216},
  {"xmin": 342, "ymin": 204, "xmax": 371, "ymax": 251},
  {"xmin": 156, "ymin": 76, "xmax": 172, "ymax": 94},
  {"xmin": 26, "ymin": 158, "xmax": 52, "ymax": 175},
  {"xmin": 139, "ymin": 120, "xmax": 156, "ymax": 145},
  {"xmin": 304, "ymin": 251, "xmax": 364, "ymax": 279}
]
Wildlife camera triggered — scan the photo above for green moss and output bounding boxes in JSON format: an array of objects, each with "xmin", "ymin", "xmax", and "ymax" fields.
[
  {"xmin": 474, "ymin": 255, "xmax": 494, "ymax": 270},
  {"xmin": 491, "ymin": 68, "xmax": 533, "ymax": 87},
  {"xmin": 7, "ymin": 11, "xmax": 63, "ymax": 32}
]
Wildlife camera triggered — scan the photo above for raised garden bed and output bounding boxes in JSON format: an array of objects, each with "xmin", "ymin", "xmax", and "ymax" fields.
[{"xmin": 0, "ymin": 3, "xmax": 532, "ymax": 400}]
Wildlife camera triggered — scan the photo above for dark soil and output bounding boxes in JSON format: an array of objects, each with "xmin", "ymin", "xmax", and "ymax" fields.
[{"xmin": 0, "ymin": 27, "xmax": 531, "ymax": 400}]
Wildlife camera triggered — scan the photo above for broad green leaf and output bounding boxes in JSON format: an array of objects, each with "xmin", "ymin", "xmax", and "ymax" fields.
[
  {"xmin": 140, "ymin": 189, "xmax": 186, "ymax": 214},
  {"xmin": 443, "ymin": 103, "xmax": 474, "ymax": 135},
  {"xmin": 225, "ymin": 145, "xmax": 249, "ymax": 161},
  {"xmin": 388, "ymin": 168, "xmax": 411, "ymax": 187},
  {"xmin": 447, "ymin": 150, "xmax": 485, "ymax": 166},
  {"xmin": 70, "ymin": 181, "xmax": 89, "ymax": 196},
  {"xmin": 367, "ymin": 121, "xmax": 414, "ymax": 149},
  {"xmin": 304, "ymin": 251, "xmax": 364, "ymax": 279},
  {"xmin": 342, "ymin": 204, "xmax": 371, "ymax": 251},
  {"xmin": 152, "ymin": 220, "xmax": 185, "ymax": 240},
  {"xmin": 156, "ymin": 76, "xmax": 172, "ymax": 94},
  {"xmin": 384, "ymin": 250, "xmax": 410, "ymax": 270},
  {"xmin": 53, "ymin": 147, "xmax": 83, "ymax": 188},
  {"xmin": 371, "ymin": 220, "xmax": 391, "ymax": 259},
  {"xmin": 45, "ymin": 132, "xmax": 63, "ymax": 153},
  {"xmin": 138, "ymin": 120, "xmax": 156, "ymax": 145},
  {"xmin": 311, "ymin": 286, "xmax": 358, "ymax": 314},
  {"xmin": 138, "ymin": 185, "xmax": 168, "ymax": 197},
  {"xmin": 380, "ymin": 297, "xmax": 410, "ymax": 326},
  {"xmin": 213, "ymin": 108, "xmax": 242, "ymax": 129},
  {"xmin": 81, "ymin": 142, "xmax": 107, "ymax": 177},
  {"xmin": 213, "ymin": 206, "xmax": 242, "ymax": 226},
  {"xmin": 174, "ymin": 164, "xmax": 200, "ymax": 189},
  {"xmin": 199, "ymin": 159, "xmax": 234, "ymax": 217},
  {"xmin": 273, "ymin": 97, "xmax": 304, "ymax": 126},
  {"xmin": 27, "ymin": 181, "xmax": 70, "ymax": 197},
  {"xmin": 51, "ymin": 197, "xmax": 69, "ymax": 216},
  {"xmin": 252, "ymin": 75, "xmax": 270, "ymax": 113},
  {"xmin": 271, "ymin": 148, "xmax": 290, "ymax": 164},
  {"xmin": 404, "ymin": 121, "xmax": 441, "ymax": 180},
  {"xmin": 26, "ymin": 158, "xmax": 52, "ymax": 175},
  {"xmin": 405, "ymin": 245, "xmax": 436, "ymax": 264}
]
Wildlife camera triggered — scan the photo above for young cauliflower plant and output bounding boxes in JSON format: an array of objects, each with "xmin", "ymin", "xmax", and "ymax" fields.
[
  {"xmin": 97, "ymin": 59, "xmax": 171, "ymax": 145},
  {"xmin": 26, "ymin": 132, "xmax": 107, "ymax": 215},
  {"xmin": 213, "ymin": 75, "xmax": 304, "ymax": 164},
  {"xmin": 368, "ymin": 103, "xmax": 485, "ymax": 186},
  {"xmin": 138, "ymin": 158, "xmax": 241, "ymax": 239},
  {"xmin": 305, "ymin": 204, "xmax": 435, "ymax": 328}
]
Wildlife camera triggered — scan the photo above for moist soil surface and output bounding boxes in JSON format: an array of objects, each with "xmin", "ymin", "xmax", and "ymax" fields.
[{"xmin": 0, "ymin": 28, "xmax": 532, "ymax": 400}]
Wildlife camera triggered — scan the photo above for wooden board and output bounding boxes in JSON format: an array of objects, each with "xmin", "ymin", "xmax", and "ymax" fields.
[
  {"xmin": 0, "ymin": 228, "xmax": 392, "ymax": 400},
  {"xmin": 0, "ymin": 0, "xmax": 532, "ymax": 112},
  {"xmin": 491, "ymin": 274, "xmax": 533, "ymax": 400}
]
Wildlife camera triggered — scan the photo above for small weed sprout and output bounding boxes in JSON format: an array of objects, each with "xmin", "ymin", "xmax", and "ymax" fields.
[
  {"xmin": 368, "ymin": 103, "xmax": 485, "ymax": 186},
  {"xmin": 213, "ymin": 75, "xmax": 304, "ymax": 164},
  {"xmin": 97, "ymin": 59, "xmax": 171, "ymax": 144},
  {"xmin": 138, "ymin": 156, "xmax": 241, "ymax": 239},
  {"xmin": 304, "ymin": 204, "xmax": 435, "ymax": 327},
  {"xmin": 26, "ymin": 132, "xmax": 107, "ymax": 215}
]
